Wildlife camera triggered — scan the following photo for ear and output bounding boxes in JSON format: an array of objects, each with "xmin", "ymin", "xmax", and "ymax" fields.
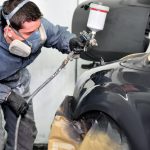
[{"xmin": 4, "ymin": 26, "xmax": 13, "ymax": 37}]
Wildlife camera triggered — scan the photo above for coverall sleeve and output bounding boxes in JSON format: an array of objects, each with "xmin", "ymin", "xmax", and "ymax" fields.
[
  {"xmin": 0, "ymin": 83, "xmax": 11, "ymax": 104},
  {"xmin": 41, "ymin": 18, "xmax": 76, "ymax": 53},
  {"xmin": 0, "ymin": 50, "xmax": 20, "ymax": 104}
]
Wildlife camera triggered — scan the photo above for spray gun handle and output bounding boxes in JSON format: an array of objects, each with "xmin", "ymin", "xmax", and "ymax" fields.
[
  {"xmin": 79, "ymin": 31, "xmax": 98, "ymax": 51},
  {"xmin": 79, "ymin": 31, "xmax": 91, "ymax": 43}
]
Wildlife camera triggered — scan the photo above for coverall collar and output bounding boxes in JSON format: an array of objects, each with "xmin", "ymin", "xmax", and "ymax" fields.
[{"xmin": 0, "ymin": 27, "xmax": 9, "ymax": 50}]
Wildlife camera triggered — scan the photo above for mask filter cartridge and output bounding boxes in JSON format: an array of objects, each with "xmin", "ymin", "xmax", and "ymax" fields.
[{"xmin": 9, "ymin": 40, "xmax": 31, "ymax": 57}]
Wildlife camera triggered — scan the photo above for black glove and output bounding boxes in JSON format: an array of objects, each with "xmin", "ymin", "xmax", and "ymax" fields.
[
  {"xmin": 6, "ymin": 91, "xmax": 29, "ymax": 117},
  {"xmin": 69, "ymin": 37, "xmax": 85, "ymax": 54}
]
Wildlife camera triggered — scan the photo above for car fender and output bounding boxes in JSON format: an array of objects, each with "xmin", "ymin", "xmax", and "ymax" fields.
[{"xmin": 73, "ymin": 86, "xmax": 149, "ymax": 150}]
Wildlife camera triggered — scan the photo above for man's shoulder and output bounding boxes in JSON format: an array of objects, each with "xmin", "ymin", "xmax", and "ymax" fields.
[
  {"xmin": 41, "ymin": 17, "xmax": 49, "ymax": 25},
  {"xmin": 41, "ymin": 17, "xmax": 56, "ymax": 30}
]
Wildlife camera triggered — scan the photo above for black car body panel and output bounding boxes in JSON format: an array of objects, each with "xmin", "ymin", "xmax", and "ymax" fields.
[
  {"xmin": 70, "ymin": 0, "xmax": 150, "ymax": 149},
  {"xmin": 71, "ymin": 54, "xmax": 150, "ymax": 150}
]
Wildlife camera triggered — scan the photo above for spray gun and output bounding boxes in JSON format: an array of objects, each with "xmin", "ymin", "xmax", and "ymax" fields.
[
  {"xmin": 79, "ymin": 2, "xmax": 109, "ymax": 68},
  {"xmin": 79, "ymin": 2, "xmax": 109, "ymax": 52}
]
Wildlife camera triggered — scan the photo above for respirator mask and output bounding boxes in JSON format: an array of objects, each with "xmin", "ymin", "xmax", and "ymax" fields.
[{"xmin": 2, "ymin": 0, "xmax": 47, "ymax": 57}]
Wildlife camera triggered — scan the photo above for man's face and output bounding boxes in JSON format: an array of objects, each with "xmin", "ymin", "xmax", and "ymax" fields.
[{"xmin": 4, "ymin": 19, "xmax": 41, "ymax": 43}]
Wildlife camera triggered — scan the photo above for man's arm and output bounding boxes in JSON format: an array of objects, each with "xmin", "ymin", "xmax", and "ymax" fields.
[
  {"xmin": 0, "ymin": 83, "xmax": 29, "ymax": 117},
  {"xmin": 0, "ymin": 53, "xmax": 28, "ymax": 115},
  {"xmin": 0, "ymin": 83, "xmax": 11, "ymax": 103},
  {"xmin": 41, "ymin": 18, "xmax": 76, "ymax": 53}
]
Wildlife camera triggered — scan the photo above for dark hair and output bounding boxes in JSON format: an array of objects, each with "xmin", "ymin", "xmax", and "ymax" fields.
[{"xmin": 1, "ymin": 0, "xmax": 43, "ymax": 30}]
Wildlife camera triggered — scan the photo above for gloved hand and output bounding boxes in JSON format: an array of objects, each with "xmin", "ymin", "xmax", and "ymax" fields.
[
  {"xmin": 6, "ymin": 91, "xmax": 29, "ymax": 117},
  {"xmin": 69, "ymin": 37, "xmax": 85, "ymax": 54}
]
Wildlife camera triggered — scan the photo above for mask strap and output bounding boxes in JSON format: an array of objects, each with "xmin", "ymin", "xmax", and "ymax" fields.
[
  {"xmin": 11, "ymin": 27, "xmax": 32, "ymax": 47},
  {"xmin": 2, "ymin": 0, "xmax": 30, "ymax": 26}
]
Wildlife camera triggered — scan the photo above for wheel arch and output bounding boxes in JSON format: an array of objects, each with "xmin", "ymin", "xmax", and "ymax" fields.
[{"xmin": 72, "ymin": 87, "xmax": 149, "ymax": 150}]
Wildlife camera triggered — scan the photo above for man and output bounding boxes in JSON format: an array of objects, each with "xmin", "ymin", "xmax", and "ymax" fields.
[{"xmin": 0, "ymin": 0, "xmax": 84, "ymax": 149}]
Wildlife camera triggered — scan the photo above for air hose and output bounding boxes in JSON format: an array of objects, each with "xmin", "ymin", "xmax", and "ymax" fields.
[{"xmin": 14, "ymin": 51, "xmax": 75, "ymax": 150}]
